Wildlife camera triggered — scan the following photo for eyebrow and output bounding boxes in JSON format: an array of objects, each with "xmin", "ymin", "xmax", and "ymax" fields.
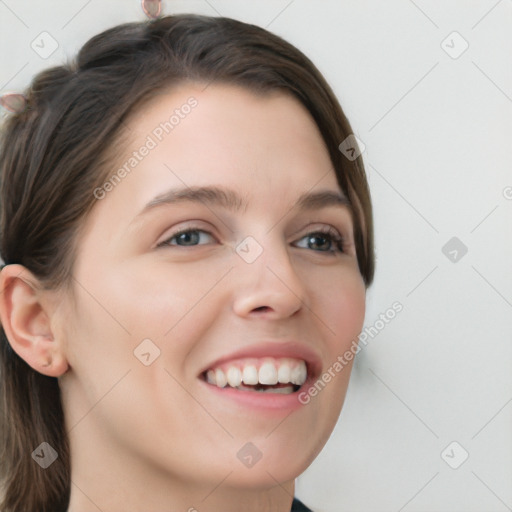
[{"xmin": 133, "ymin": 185, "xmax": 351, "ymax": 221}]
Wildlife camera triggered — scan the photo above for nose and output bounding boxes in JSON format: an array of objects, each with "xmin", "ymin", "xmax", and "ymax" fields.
[{"xmin": 231, "ymin": 237, "xmax": 307, "ymax": 320}]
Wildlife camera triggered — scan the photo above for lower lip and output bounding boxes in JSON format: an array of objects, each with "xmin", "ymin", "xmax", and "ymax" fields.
[{"xmin": 199, "ymin": 378, "xmax": 314, "ymax": 411}]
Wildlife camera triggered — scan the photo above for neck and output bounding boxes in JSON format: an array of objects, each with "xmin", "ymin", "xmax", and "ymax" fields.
[
  {"xmin": 65, "ymin": 416, "xmax": 295, "ymax": 512},
  {"xmin": 67, "ymin": 474, "xmax": 295, "ymax": 512},
  {"xmin": 61, "ymin": 374, "xmax": 298, "ymax": 512}
]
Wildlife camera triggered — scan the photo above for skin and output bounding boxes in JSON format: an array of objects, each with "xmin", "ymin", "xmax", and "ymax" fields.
[{"xmin": 0, "ymin": 83, "xmax": 366, "ymax": 512}]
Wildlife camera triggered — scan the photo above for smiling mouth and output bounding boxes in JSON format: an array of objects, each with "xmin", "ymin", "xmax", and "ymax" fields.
[{"xmin": 201, "ymin": 357, "xmax": 308, "ymax": 395}]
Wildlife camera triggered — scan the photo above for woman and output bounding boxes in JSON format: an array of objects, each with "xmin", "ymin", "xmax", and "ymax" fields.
[{"xmin": 0, "ymin": 14, "xmax": 374, "ymax": 512}]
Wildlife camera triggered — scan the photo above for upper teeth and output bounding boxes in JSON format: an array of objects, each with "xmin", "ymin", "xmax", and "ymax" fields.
[{"xmin": 206, "ymin": 358, "xmax": 307, "ymax": 388}]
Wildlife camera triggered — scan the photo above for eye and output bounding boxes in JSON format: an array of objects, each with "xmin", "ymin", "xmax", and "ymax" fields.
[
  {"xmin": 294, "ymin": 227, "xmax": 345, "ymax": 254},
  {"xmin": 158, "ymin": 228, "xmax": 215, "ymax": 247}
]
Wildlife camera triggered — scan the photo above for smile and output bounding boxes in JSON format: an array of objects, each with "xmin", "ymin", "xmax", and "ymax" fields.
[{"xmin": 203, "ymin": 357, "xmax": 308, "ymax": 395}]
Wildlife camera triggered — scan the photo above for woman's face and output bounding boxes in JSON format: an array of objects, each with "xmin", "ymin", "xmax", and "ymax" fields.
[{"xmin": 58, "ymin": 83, "xmax": 366, "ymax": 495}]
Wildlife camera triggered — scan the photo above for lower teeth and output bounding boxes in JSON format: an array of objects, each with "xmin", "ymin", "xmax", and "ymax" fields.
[{"xmin": 234, "ymin": 383, "xmax": 296, "ymax": 394}]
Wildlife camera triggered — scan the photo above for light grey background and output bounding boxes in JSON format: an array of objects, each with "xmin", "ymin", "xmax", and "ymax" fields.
[{"xmin": 1, "ymin": 1, "xmax": 511, "ymax": 511}]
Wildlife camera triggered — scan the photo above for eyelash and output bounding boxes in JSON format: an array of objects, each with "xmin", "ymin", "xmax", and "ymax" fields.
[{"xmin": 158, "ymin": 226, "xmax": 346, "ymax": 254}]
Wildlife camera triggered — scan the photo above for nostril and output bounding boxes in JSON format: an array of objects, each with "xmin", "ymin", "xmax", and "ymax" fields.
[{"xmin": 253, "ymin": 306, "xmax": 271, "ymax": 312}]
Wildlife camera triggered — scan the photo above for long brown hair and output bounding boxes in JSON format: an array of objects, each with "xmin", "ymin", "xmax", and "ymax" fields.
[{"xmin": 0, "ymin": 14, "xmax": 374, "ymax": 511}]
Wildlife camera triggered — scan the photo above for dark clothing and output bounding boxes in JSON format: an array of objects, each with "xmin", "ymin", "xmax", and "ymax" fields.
[{"xmin": 291, "ymin": 498, "xmax": 313, "ymax": 511}]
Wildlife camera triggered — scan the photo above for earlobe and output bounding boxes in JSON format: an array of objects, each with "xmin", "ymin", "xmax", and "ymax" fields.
[{"xmin": 0, "ymin": 264, "xmax": 69, "ymax": 377}]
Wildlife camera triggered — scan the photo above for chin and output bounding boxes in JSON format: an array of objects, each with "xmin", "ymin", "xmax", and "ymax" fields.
[{"xmin": 225, "ymin": 433, "xmax": 328, "ymax": 489}]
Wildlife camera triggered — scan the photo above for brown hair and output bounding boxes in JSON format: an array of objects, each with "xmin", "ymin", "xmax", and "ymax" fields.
[{"xmin": 0, "ymin": 14, "xmax": 374, "ymax": 511}]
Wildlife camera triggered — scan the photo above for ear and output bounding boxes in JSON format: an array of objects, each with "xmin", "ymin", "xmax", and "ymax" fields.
[{"xmin": 0, "ymin": 264, "xmax": 69, "ymax": 377}]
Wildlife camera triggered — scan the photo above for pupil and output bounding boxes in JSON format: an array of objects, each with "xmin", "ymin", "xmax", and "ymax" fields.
[
  {"xmin": 179, "ymin": 231, "xmax": 199, "ymax": 245},
  {"xmin": 310, "ymin": 235, "xmax": 329, "ymax": 251}
]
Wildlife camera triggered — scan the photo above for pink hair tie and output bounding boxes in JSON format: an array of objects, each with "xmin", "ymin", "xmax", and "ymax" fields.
[
  {"xmin": 141, "ymin": 0, "xmax": 161, "ymax": 19},
  {"xmin": 0, "ymin": 93, "xmax": 28, "ymax": 114}
]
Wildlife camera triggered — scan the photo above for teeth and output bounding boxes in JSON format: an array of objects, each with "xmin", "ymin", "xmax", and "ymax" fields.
[
  {"xmin": 277, "ymin": 363, "xmax": 291, "ymax": 384},
  {"xmin": 262, "ymin": 385, "xmax": 295, "ymax": 394},
  {"xmin": 242, "ymin": 365, "xmax": 258, "ymax": 385},
  {"xmin": 259, "ymin": 362, "xmax": 278, "ymax": 385},
  {"xmin": 215, "ymin": 368, "xmax": 227, "ymax": 388},
  {"xmin": 226, "ymin": 367, "xmax": 242, "ymax": 387},
  {"xmin": 205, "ymin": 358, "xmax": 308, "ymax": 390},
  {"xmin": 236, "ymin": 383, "xmax": 296, "ymax": 394},
  {"xmin": 290, "ymin": 362, "xmax": 307, "ymax": 385},
  {"xmin": 206, "ymin": 369, "xmax": 216, "ymax": 385}
]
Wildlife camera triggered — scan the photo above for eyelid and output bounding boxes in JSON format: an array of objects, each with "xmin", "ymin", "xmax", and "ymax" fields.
[
  {"xmin": 156, "ymin": 222, "xmax": 352, "ymax": 253},
  {"xmin": 293, "ymin": 225, "xmax": 345, "ymax": 251},
  {"xmin": 292, "ymin": 223, "xmax": 345, "ymax": 241},
  {"xmin": 156, "ymin": 223, "xmax": 217, "ymax": 248}
]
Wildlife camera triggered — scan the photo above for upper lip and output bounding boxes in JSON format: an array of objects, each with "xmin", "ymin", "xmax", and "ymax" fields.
[{"xmin": 199, "ymin": 340, "xmax": 322, "ymax": 380}]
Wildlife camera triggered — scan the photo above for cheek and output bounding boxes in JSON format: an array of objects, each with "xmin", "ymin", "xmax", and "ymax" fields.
[
  {"xmin": 310, "ymin": 265, "xmax": 366, "ymax": 348},
  {"xmin": 62, "ymin": 262, "xmax": 225, "ymax": 432},
  {"xmin": 100, "ymin": 258, "xmax": 226, "ymax": 339}
]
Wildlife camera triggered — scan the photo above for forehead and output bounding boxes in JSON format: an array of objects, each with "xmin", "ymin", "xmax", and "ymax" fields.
[
  {"xmin": 125, "ymin": 82, "xmax": 337, "ymax": 188},
  {"xmin": 81, "ymin": 83, "xmax": 344, "ymax": 243}
]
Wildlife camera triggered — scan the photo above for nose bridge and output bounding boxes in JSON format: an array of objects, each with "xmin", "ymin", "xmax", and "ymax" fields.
[{"xmin": 232, "ymin": 232, "xmax": 306, "ymax": 317}]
